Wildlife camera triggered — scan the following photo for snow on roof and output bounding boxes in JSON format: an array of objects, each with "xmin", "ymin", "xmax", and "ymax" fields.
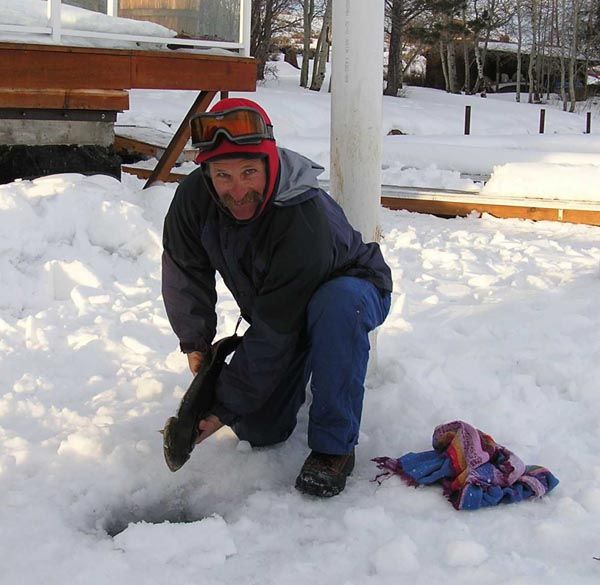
[{"xmin": 482, "ymin": 40, "xmax": 600, "ymax": 62}]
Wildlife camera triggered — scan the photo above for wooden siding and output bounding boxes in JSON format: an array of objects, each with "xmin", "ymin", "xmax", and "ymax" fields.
[{"xmin": 0, "ymin": 89, "xmax": 129, "ymax": 111}]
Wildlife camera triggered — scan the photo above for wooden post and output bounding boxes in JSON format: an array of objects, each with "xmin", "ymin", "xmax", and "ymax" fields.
[
  {"xmin": 144, "ymin": 90, "xmax": 217, "ymax": 189},
  {"xmin": 464, "ymin": 105, "xmax": 471, "ymax": 135},
  {"xmin": 586, "ymin": 112, "xmax": 592, "ymax": 134},
  {"xmin": 539, "ymin": 108, "xmax": 545, "ymax": 134}
]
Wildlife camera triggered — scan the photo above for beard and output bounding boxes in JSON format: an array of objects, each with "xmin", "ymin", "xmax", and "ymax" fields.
[{"xmin": 220, "ymin": 189, "xmax": 265, "ymax": 212}]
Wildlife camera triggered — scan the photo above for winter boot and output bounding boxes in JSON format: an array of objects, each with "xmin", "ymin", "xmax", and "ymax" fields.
[{"xmin": 295, "ymin": 449, "xmax": 355, "ymax": 497}]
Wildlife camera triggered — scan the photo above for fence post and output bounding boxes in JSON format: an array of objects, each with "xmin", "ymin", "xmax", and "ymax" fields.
[
  {"xmin": 47, "ymin": 0, "xmax": 61, "ymax": 44},
  {"xmin": 539, "ymin": 108, "xmax": 545, "ymax": 134},
  {"xmin": 464, "ymin": 105, "xmax": 471, "ymax": 135},
  {"xmin": 586, "ymin": 112, "xmax": 592, "ymax": 134}
]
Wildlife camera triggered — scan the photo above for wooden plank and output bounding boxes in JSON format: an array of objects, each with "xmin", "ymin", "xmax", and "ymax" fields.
[
  {"xmin": 114, "ymin": 133, "xmax": 196, "ymax": 162},
  {"xmin": 122, "ymin": 165, "xmax": 186, "ymax": 182},
  {"xmin": 144, "ymin": 90, "xmax": 217, "ymax": 188},
  {"xmin": 115, "ymin": 135, "xmax": 161, "ymax": 158},
  {"xmin": 562, "ymin": 209, "xmax": 600, "ymax": 226},
  {"xmin": 0, "ymin": 42, "xmax": 256, "ymax": 91},
  {"xmin": 0, "ymin": 89, "xmax": 129, "ymax": 110},
  {"xmin": 130, "ymin": 54, "xmax": 255, "ymax": 90},
  {"xmin": 0, "ymin": 46, "xmax": 130, "ymax": 90},
  {"xmin": 381, "ymin": 196, "xmax": 600, "ymax": 226}
]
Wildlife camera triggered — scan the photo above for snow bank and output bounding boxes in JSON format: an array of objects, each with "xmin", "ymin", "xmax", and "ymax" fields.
[
  {"xmin": 482, "ymin": 162, "xmax": 600, "ymax": 201},
  {"xmin": 0, "ymin": 174, "xmax": 163, "ymax": 313}
]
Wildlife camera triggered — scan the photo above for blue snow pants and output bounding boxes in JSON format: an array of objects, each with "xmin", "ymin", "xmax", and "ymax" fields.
[{"xmin": 232, "ymin": 276, "xmax": 391, "ymax": 455}]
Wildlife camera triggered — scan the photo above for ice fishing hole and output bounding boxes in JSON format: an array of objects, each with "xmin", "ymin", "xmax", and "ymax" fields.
[{"xmin": 102, "ymin": 504, "xmax": 206, "ymax": 537}]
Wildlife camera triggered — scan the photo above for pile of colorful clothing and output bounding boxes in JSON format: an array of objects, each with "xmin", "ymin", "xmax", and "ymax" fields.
[{"xmin": 373, "ymin": 421, "xmax": 559, "ymax": 510}]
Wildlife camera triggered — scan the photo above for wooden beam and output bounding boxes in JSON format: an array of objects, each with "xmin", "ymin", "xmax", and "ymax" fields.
[
  {"xmin": 115, "ymin": 133, "xmax": 197, "ymax": 162},
  {"xmin": 0, "ymin": 42, "xmax": 256, "ymax": 91},
  {"xmin": 0, "ymin": 89, "xmax": 129, "ymax": 110},
  {"xmin": 130, "ymin": 53, "xmax": 255, "ymax": 90},
  {"xmin": 114, "ymin": 135, "xmax": 162, "ymax": 159},
  {"xmin": 0, "ymin": 44, "xmax": 130, "ymax": 90},
  {"xmin": 123, "ymin": 165, "xmax": 186, "ymax": 182},
  {"xmin": 143, "ymin": 90, "xmax": 216, "ymax": 189},
  {"xmin": 381, "ymin": 196, "xmax": 600, "ymax": 227}
]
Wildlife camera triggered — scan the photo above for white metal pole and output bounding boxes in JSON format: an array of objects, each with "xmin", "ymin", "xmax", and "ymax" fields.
[
  {"xmin": 331, "ymin": 0, "xmax": 385, "ymax": 376},
  {"xmin": 107, "ymin": 0, "xmax": 119, "ymax": 17},
  {"xmin": 330, "ymin": 0, "xmax": 384, "ymax": 243},
  {"xmin": 47, "ymin": 0, "xmax": 62, "ymax": 44},
  {"xmin": 239, "ymin": 0, "xmax": 252, "ymax": 57}
]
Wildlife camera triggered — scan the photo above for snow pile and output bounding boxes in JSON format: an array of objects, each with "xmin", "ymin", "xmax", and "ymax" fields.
[
  {"xmin": 482, "ymin": 162, "xmax": 600, "ymax": 202},
  {"xmin": 0, "ymin": 174, "xmax": 164, "ymax": 312}
]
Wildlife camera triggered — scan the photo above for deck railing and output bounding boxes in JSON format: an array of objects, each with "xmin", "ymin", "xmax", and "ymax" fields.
[{"xmin": 0, "ymin": 0, "xmax": 252, "ymax": 55}]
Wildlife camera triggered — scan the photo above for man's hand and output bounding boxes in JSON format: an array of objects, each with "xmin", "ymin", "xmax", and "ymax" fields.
[
  {"xmin": 195, "ymin": 414, "xmax": 224, "ymax": 444},
  {"xmin": 187, "ymin": 351, "xmax": 205, "ymax": 375}
]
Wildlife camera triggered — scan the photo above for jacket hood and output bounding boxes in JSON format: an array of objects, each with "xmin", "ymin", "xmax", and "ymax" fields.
[{"xmin": 273, "ymin": 147, "xmax": 325, "ymax": 206}]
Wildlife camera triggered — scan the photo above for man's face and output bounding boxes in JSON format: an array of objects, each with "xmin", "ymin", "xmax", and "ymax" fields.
[{"xmin": 208, "ymin": 157, "xmax": 268, "ymax": 221}]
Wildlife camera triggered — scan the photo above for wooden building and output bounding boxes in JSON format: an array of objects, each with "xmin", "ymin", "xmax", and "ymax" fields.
[{"xmin": 425, "ymin": 41, "xmax": 599, "ymax": 99}]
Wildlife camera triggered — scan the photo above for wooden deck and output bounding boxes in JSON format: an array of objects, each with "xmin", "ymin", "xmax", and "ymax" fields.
[
  {"xmin": 0, "ymin": 42, "xmax": 256, "ymax": 91},
  {"xmin": 0, "ymin": 42, "xmax": 256, "ymax": 186}
]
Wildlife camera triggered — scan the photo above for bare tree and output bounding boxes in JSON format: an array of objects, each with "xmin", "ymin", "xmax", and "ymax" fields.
[
  {"xmin": 384, "ymin": 0, "xmax": 465, "ymax": 96},
  {"xmin": 567, "ymin": 0, "xmax": 582, "ymax": 112},
  {"xmin": 385, "ymin": 0, "xmax": 405, "ymax": 96},
  {"xmin": 309, "ymin": 0, "xmax": 332, "ymax": 91},
  {"xmin": 446, "ymin": 37, "xmax": 460, "ymax": 92},
  {"xmin": 525, "ymin": 0, "xmax": 542, "ymax": 102},
  {"xmin": 442, "ymin": 11, "xmax": 471, "ymax": 94},
  {"xmin": 515, "ymin": 0, "xmax": 524, "ymax": 101},
  {"xmin": 471, "ymin": 0, "xmax": 515, "ymax": 94},
  {"xmin": 462, "ymin": 6, "xmax": 472, "ymax": 92},
  {"xmin": 300, "ymin": 0, "xmax": 316, "ymax": 88},
  {"xmin": 251, "ymin": 0, "xmax": 299, "ymax": 80}
]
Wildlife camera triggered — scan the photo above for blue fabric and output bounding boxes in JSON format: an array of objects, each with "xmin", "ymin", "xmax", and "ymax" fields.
[
  {"xmin": 233, "ymin": 276, "xmax": 391, "ymax": 453},
  {"xmin": 373, "ymin": 421, "xmax": 559, "ymax": 510}
]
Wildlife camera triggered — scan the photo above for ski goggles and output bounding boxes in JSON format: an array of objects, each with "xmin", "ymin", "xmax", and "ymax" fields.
[{"xmin": 190, "ymin": 107, "xmax": 275, "ymax": 150}]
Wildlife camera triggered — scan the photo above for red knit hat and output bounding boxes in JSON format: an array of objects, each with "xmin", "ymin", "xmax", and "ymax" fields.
[{"xmin": 194, "ymin": 98, "xmax": 280, "ymax": 218}]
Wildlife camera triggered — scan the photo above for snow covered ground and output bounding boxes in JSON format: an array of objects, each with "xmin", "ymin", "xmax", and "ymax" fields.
[{"xmin": 2, "ymin": 58, "xmax": 600, "ymax": 585}]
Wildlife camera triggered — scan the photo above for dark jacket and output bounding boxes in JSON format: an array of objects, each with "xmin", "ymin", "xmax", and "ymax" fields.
[{"xmin": 162, "ymin": 148, "xmax": 392, "ymax": 424}]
